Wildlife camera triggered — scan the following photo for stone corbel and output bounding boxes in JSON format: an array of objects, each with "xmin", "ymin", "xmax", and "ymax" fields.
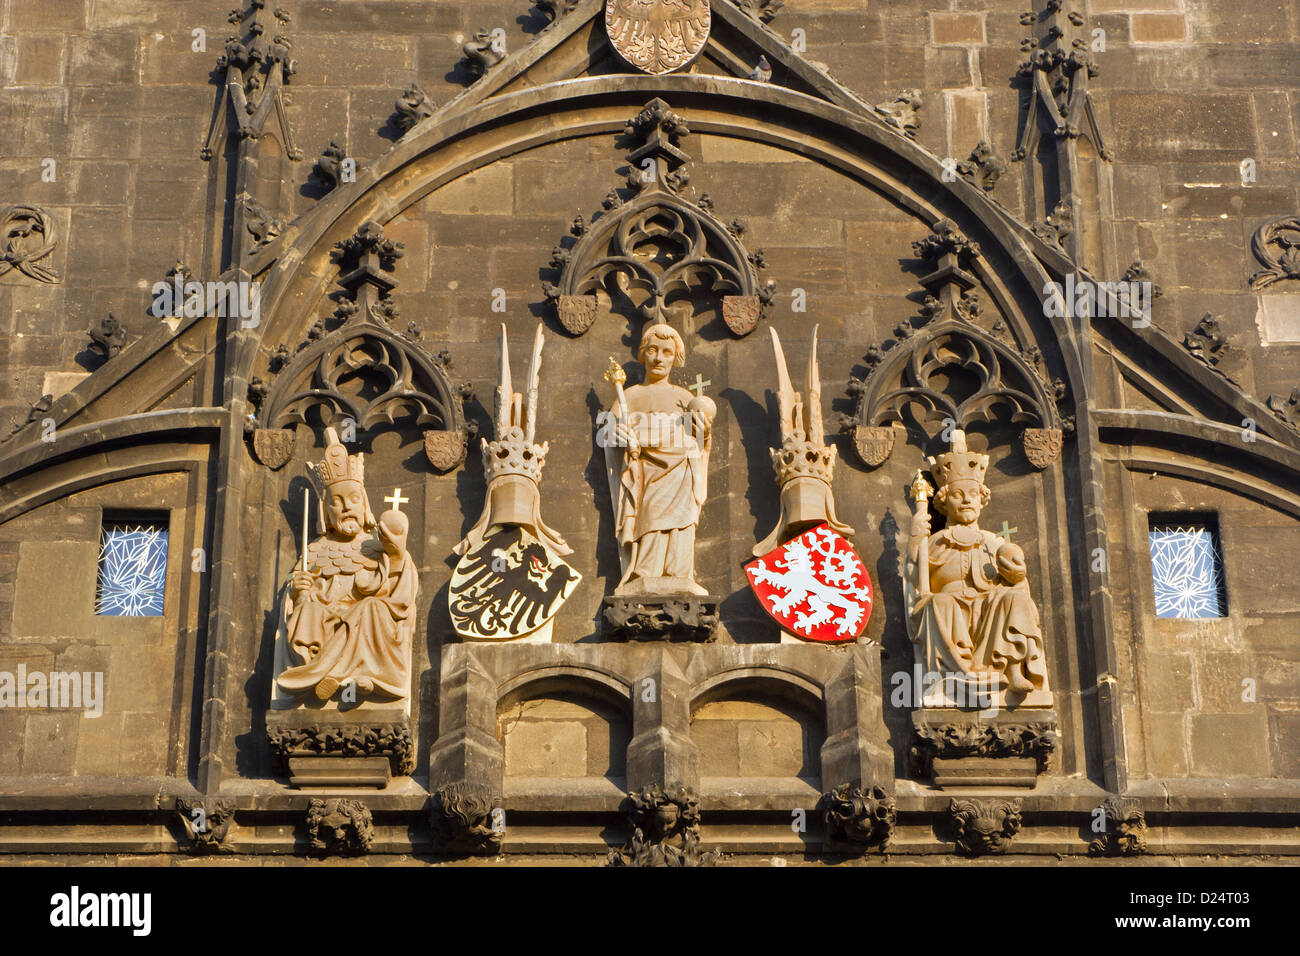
[
  {"xmin": 949, "ymin": 797, "xmax": 1021, "ymax": 856},
  {"xmin": 174, "ymin": 797, "xmax": 237, "ymax": 854},
  {"xmin": 430, "ymin": 782, "xmax": 504, "ymax": 856},
  {"xmin": 607, "ymin": 784, "xmax": 719, "ymax": 867},
  {"xmin": 305, "ymin": 798, "xmax": 374, "ymax": 856},
  {"xmin": 819, "ymin": 783, "xmax": 896, "ymax": 854},
  {"xmin": 1088, "ymin": 796, "xmax": 1147, "ymax": 857}
]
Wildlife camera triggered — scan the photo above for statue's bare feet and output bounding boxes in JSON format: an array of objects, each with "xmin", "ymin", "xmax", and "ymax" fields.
[{"xmin": 314, "ymin": 677, "xmax": 340, "ymax": 700}]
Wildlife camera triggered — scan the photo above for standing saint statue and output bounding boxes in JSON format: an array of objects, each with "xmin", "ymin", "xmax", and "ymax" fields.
[
  {"xmin": 603, "ymin": 323, "xmax": 715, "ymax": 596},
  {"xmin": 275, "ymin": 427, "xmax": 418, "ymax": 703},
  {"xmin": 904, "ymin": 430, "xmax": 1051, "ymax": 706}
]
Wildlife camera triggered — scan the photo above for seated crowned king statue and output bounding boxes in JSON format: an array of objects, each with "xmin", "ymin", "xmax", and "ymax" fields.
[
  {"xmin": 275, "ymin": 427, "xmax": 418, "ymax": 704},
  {"xmin": 904, "ymin": 430, "xmax": 1051, "ymax": 707}
]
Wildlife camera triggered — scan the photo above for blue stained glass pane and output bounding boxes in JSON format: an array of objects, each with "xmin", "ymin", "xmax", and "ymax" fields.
[
  {"xmin": 96, "ymin": 523, "xmax": 169, "ymax": 617},
  {"xmin": 1148, "ymin": 525, "xmax": 1226, "ymax": 620}
]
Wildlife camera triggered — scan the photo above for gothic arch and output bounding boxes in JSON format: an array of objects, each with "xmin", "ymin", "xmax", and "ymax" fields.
[{"xmin": 238, "ymin": 75, "xmax": 1087, "ymax": 402}]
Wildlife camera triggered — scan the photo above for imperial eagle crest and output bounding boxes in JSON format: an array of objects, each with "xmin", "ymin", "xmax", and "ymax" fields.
[
  {"xmin": 606, "ymin": 0, "xmax": 711, "ymax": 75},
  {"xmin": 449, "ymin": 527, "xmax": 581, "ymax": 641}
]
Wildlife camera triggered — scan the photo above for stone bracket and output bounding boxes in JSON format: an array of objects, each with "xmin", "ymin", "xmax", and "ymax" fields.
[{"xmin": 603, "ymin": 595, "xmax": 720, "ymax": 642}]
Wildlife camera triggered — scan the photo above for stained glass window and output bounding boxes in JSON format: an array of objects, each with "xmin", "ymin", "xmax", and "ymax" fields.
[
  {"xmin": 95, "ymin": 521, "xmax": 169, "ymax": 617},
  {"xmin": 1148, "ymin": 520, "xmax": 1226, "ymax": 619}
]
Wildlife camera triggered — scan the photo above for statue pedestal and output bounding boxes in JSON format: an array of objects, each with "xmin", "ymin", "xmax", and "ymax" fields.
[
  {"xmin": 267, "ymin": 708, "xmax": 414, "ymax": 789},
  {"xmin": 602, "ymin": 594, "xmax": 720, "ymax": 642},
  {"xmin": 910, "ymin": 708, "xmax": 1058, "ymax": 789}
]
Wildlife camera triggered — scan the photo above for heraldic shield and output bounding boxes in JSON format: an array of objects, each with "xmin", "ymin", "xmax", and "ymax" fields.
[
  {"xmin": 606, "ymin": 0, "xmax": 711, "ymax": 75},
  {"xmin": 745, "ymin": 523, "xmax": 874, "ymax": 643},
  {"xmin": 449, "ymin": 526, "xmax": 582, "ymax": 641}
]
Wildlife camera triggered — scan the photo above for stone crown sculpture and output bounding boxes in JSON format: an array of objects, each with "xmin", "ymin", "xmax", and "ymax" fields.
[
  {"xmin": 456, "ymin": 324, "xmax": 568, "ymax": 557},
  {"xmin": 754, "ymin": 326, "xmax": 853, "ymax": 556},
  {"xmin": 927, "ymin": 432, "xmax": 989, "ymax": 489},
  {"xmin": 307, "ymin": 427, "xmax": 366, "ymax": 492}
]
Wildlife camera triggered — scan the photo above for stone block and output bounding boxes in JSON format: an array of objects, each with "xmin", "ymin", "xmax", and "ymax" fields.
[
  {"xmin": 1190, "ymin": 712, "xmax": 1271, "ymax": 777},
  {"xmin": 68, "ymin": 33, "xmax": 137, "ymax": 86},
  {"xmin": 73, "ymin": 712, "xmax": 124, "ymax": 776},
  {"xmin": 1146, "ymin": 712, "xmax": 1189, "ymax": 776},
  {"xmin": 22, "ymin": 712, "xmax": 79, "ymax": 774},
  {"xmin": 14, "ymin": 34, "xmax": 64, "ymax": 85},
  {"xmin": 1144, "ymin": 651, "xmax": 1193, "ymax": 713},
  {"xmin": 1271, "ymin": 713, "xmax": 1300, "ymax": 777},
  {"xmin": 431, "ymin": 165, "xmax": 515, "ymax": 216},
  {"xmin": 737, "ymin": 720, "xmax": 809, "ymax": 777},
  {"xmin": 1198, "ymin": 652, "xmax": 1259, "ymax": 714},
  {"xmin": 11, "ymin": 0, "xmax": 85, "ymax": 31},
  {"xmin": 288, "ymin": 756, "xmax": 392, "ymax": 788},
  {"xmin": 11, "ymin": 541, "xmax": 97, "ymax": 639},
  {"xmin": 1256, "ymin": 294, "xmax": 1300, "ymax": 344},
  {"xmin": 932, "ymin": 757, "xmax": 1038, "ymax": 788},
  {"xmin": 503, "ymin": 719, "xmax": 587, "ymax": 777},
  {"xmin": 931, "ymin": 13, "xmax": 984, "ymax": 45},
  {"xmin": 1131, "ymin": 13, "xmax": 1188, "ymax": 43},
  {"xmin": 1109, "ymin": 94, "xmax": 1255, "ymax": 162}
]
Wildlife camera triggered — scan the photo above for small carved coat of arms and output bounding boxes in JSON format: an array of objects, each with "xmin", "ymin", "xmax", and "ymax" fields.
[
  {"xmin": 745, "ymin": 524, "xmax": 873, "ymax": 643},
  {"xmin": 606, "ymin": 0, "xmax": 711, "ymax": 75},
  {"xmin": 450, "ymin": 527, "xmax": 582, "ymax": 640}
]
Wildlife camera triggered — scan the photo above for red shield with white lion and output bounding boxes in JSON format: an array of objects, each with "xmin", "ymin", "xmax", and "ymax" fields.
[{"xmin": 745, "ymin": 524, "xmax": 873, "ymax": 643}]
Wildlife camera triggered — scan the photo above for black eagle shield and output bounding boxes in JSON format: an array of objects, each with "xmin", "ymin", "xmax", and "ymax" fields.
[{"xmin": 449, "ymin": 527, "xmax": 581, "ymax": 639}]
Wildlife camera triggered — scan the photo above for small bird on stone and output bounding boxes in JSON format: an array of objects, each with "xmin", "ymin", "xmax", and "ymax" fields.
[{"xmin": 750, "ymin": 55, "xmax": 772, "ymax": 83}]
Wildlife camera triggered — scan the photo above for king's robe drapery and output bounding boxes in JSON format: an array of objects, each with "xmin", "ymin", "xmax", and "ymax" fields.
[
  {"xmin": 276, "ymin": 535, "xmax": 417, "ymax": 700},
  {"xmin": 606, "ymin": 391, "xmax": 709, "ymax": 590},
  {"xmin": 904, "ymin": 525, "xmax": 1050, "ymax": 704}
]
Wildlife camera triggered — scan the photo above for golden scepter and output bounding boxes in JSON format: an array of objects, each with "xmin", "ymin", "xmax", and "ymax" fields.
[
  {"xmin": 910, "ymin": 469, "xmax": 933, "ymax": 597},
  {"xmin": 603, "ymin": 356, "xmax": 627, "ymax": 418}
]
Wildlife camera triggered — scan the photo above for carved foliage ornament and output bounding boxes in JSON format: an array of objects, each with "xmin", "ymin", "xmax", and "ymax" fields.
[
  {"xmin": 249, "ymin": 221, "xmax": 471, "ymax": 472},
  {"xmin": 910, "ymin": 721, "xmax": 1059, "ymax": 778},
  {"xmin": 0, "ymin": 205, "xmax": 59, "ymax": 283},
  {"xmin": 846, "ymin": 221, "xmax": 1068, "ymax": 470},
  {"xmin": 606, "ymin": 0, "xmax": 711, "ymax": 75},
  {"xmin": 268, "ymin": 723, "xmax": 415, "ymax": 776},
  {"xmin": 544, "ymin": 98, "xmax": 773, "ymax": 336},
  {"xmin": 1248, "ymin": 215, "xmax": 1300, "ymax": 289}
]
